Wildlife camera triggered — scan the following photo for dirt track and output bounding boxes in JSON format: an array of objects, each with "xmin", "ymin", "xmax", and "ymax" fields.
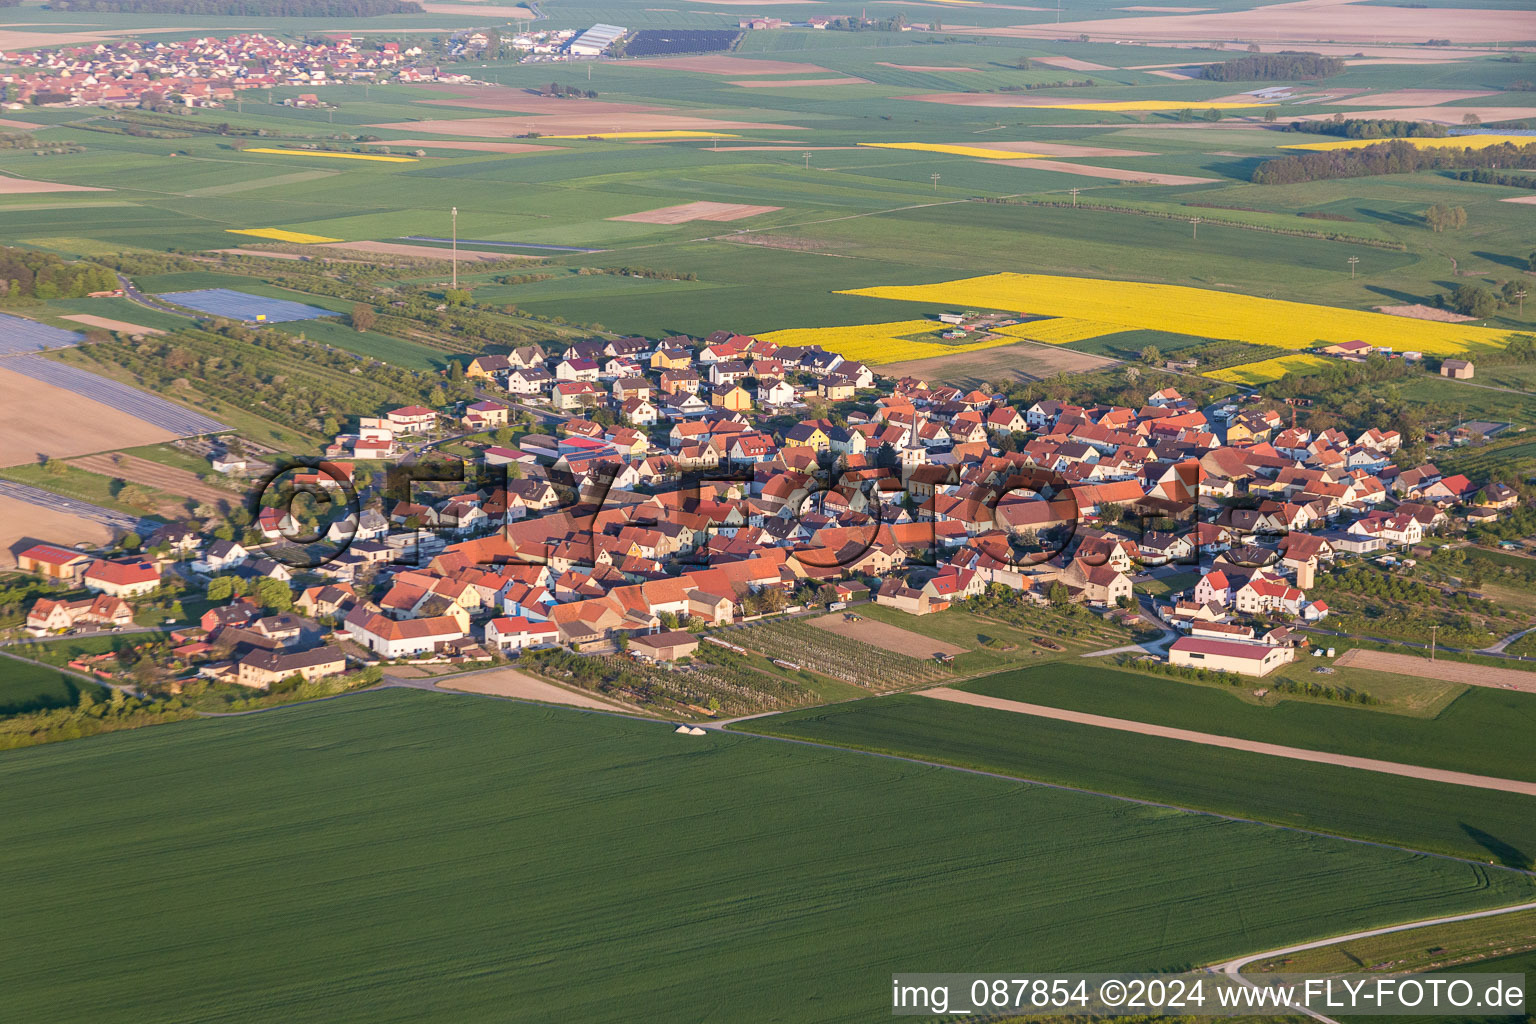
[
  {"xmin": 920, "ymin": 687, "xmax": 1536, "ymax": 795},
  {"xmin": 1335, "ymin": 648, "xmax": 1536, "ymax": 693},
  {"xmin": 437, "ymin": 669, "xmax": 639, "ymax": 711},
  {"xmin": 810, "ymin": 613, "xmax": 965, "ymax": 658}
]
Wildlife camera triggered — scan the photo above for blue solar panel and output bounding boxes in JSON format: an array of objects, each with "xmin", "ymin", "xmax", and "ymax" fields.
[
  {"xmin": 157, "ymin": 288, "xmax": 336, "ymax": 323},
  {"xmin": 0, "ymin": 312, "xmax": 84, "ymax": 355}
]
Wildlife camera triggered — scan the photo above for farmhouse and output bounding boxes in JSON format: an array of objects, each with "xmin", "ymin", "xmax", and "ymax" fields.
[
  {"xmin": 26, "ymin": 594, "xmax": 133, "ymax": 634},
  {"xmin": 1168, "ymin": 636, "xmax": 1294, "ymax": 677},
  {"xmin": 630, "ymin": 630, "xmax": 700, "ymax": 662},
  {"xmin": 16, "ymin": 543, "xmax": 92, "ymax": 582},
  {"xmin": 83, "ymin": 559, "xmax": 161, "ymax": 598}
]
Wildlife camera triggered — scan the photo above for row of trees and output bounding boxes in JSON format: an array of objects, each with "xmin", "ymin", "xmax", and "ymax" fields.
[
  {"xmin": 1202, "ymin": 52, "xmax": 1346, "ymax": 81},
  {"xmin": 1252, "ymin": 139, "xmax": 1536, "ymax": 185},
  {"xmin": 1284, "ymin": 117, "xmax": 1447, "ymax": 139}
]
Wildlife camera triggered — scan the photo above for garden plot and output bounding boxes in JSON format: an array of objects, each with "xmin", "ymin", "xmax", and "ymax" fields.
[{"xmin": 810, "ymin": 613, "xmax": 965, "ymax": 660}]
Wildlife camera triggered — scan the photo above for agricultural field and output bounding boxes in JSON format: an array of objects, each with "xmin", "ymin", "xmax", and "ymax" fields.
[
  {"xmin": 735, "ymin": 693, "xmax": 1536, "ymax": 866},
  {"xmin": 3, "ymin": 689, "xmax": 1534, "ymax": 1024},
  {"xmin": 959, "ymin": 662, "xmax": 1536, "ymax": 782},
  {"xmin": 843, "ymin": 273, "xmax": 1525, "ymax": 357},
  {"xmin": 729, "ymin": 616, "xmax": 953, "ymax": 690},
  {"xmin": 0, "ymin": 655, "xmax": 102, "ymax": 716}
]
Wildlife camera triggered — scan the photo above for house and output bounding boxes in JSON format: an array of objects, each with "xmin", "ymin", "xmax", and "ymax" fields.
[
  {"xmin": 483, "ymin": 615, "xmax": 559, "ymax": 652},
  {"xmin": 462, "ymin": 400, "xmax": 509, "ymax": 430},
  {"xmin": 386, "ymin": 405, "xmax": 437, "ymax": 434},
  {"xmin": 465, "ymin": 354, "xmax": 512, "ymax": 379},
  {"xmin": 236, "ymin": 646, "xmax": 347, "ymax": 690},
  {"xmin": 16, "ymin": 543, "xmax": 92, "ymax": 582},
  {"xmin": 1475, "ymin": 482, "xmax": 1519, "ymax": 510},
  {"xmin": 760, "ymin": 379, "xmax": 797, "ymax": 407},
  {"xmin": 1061, "ymin": 557, "xmax": 1132, "ymax": 607},
  {"xmin": 1233, "ymin": 576, "xmax": 1306, "ymax": 617},
  {"xmin": 630, "ymin": 630, "xmax": 699, "ymax": 662},
  {"xmin": 506, "ymin": 367, "xmax": 553, "ymax": 395},
  {"xmin": 348, "ymin": 612, "xmax": 465, "ymax": 658},
  {"xmin": 1193, "ymin": 570, "xmax": 1232, "ymax": 607},
  {"xmin": 1168, "ymin": 636, "xmax": 1294, "ymax": 677},
  {"xmin": 192, "ymin": 539, "xmax": 248, "ymax": 574},
  {"xmin": 711, "ymin": 384, "xmax": 752, "ymax": 412},
  {"xmin": 552, "ymin": 380, "xmax": 601, "ymax": 411},
  {"xmin": 26, "ymin": 594, "xmax": 133, "ymax": 634},
  {"xmin": 1440, "ymin": 359, "xmax": 1474, "ymax": 379},
  {"xmin": 1320, "ymin": 339, "xmax": 1372, "ymax": 358},
  {"xmin": 211, "ymin": 452, "xmax": 247, "ymax": 475},
  {"xmin": 82, "ymin": 559, "xmax": 161, "ymax": 598}
]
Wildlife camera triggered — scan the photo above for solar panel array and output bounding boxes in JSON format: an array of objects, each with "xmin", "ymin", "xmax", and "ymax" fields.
[
  {"xmin": 0, "ymin": 312, "xmax": 85, "ymax": 355},
  {"xmin": 157, "ymin": 288, "xmax": 337, "ymax": 323},
  {"xmin": 1, "ymin": 354, "xmax": 229, "ymax": 436}
]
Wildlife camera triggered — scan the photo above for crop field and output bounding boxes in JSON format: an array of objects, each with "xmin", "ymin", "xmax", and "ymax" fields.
[
  {"xmin": 730, "ymin": 617, "xmax": 951, "ymax": 690},
  {"xmin": 1281, "ymin": 134, "xmax": 1536, "ymax": 153},
  {"xmin": 737, "ymin": 694, "xmax": 1536, "ymax": 867},
  {"xmin": 960, "ymin": 663, "xmax": 1536, "ymax": 783},
  {"xmin": 0, "ymin": 655, "xmax": 101, "ymax": 715},
  {"xmin": 243, "ymin": 148, "xmax": 418, "ymax": 163},
  {"xmin": 755, "ymin": 319, "xmax": 1023, "ymax": 364},
  {"xmin": 226, "ymin": 228, "xmax": 343, "ymax": 244},
  {"xmin": 1207, "ymin": 352, "xmax": 1337, "ymax": 385},
  {"xmin": 3, "ymin": 689, "xmax": 1534, "ymax": 1024},
  {"xmin": 843, "ymin": 273, "xmax": 1522, "ymax": 357}
]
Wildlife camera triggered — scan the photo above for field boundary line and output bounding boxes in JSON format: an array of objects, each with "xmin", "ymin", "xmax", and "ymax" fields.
[{"xmin": 918, "ymin": 687, "xmax": 1536, "ymax": 796}]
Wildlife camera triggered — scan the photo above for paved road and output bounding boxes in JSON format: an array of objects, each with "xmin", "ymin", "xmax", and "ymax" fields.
[
  {"xmin": 1083, "ymin": 594, "xmax": 1178, "ymax": 658},
  {"xmin": 1211, "ymin": 900, "xmax": 1536, "ymax": 1024},
  {"xmin": 116, "ymin": 273, "xmax": 189, "ymax": 317},
  {"xmin": 1482, "ymin": 626, "xmax": 1536, "ymax": 655},
  {"xmin": 0, "ymin": 478, "xmax": 151, "ymax": 533},
  {"xmin": 918, "ymin": 686, "xmax": 1536, "ymax": 796}
]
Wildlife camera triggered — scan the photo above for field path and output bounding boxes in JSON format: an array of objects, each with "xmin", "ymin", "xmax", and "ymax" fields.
[
  {"xmin": 1211, "ymin": 899, "xmax": 1536, "ymax": 1024},
  {"xmin": 918, "ymin": 687, "xmax": 1536, "ymax": 796}
]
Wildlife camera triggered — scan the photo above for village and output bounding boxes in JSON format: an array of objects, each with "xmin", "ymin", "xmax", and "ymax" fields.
[{"xmin": 10, "ymin": 323, "xmax": 1524, "ymax": 699}]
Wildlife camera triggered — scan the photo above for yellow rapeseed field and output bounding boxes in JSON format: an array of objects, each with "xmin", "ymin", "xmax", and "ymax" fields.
[
  {"xmin": 1281, "ymin": 134, "xmax": 1536, "ymax": 152},
  {"xmin": 757, "ymin": 320, "xmax": 1022, "ymax": 365},
  {"xmin": 994, "ymin": 318, "xmax": 1119, "ymax": 344},
  {"xmin": 543, "ymin": 131, "xmax": 741, "ymax": 140},
  {"xmin": 858, "ymin": 143, "xmax": 1043, "ymax": 160},
  {"xmin": 841, "ymin": 273, "xmax": 1516, "ymax": 357},
  {"xmin": 244, "ymin": 148, "xmax": 417, "ymax": 162},
  {"xmin": 226, "ymin": 228, "xmax": 343, "ymax": 244},
  {"xmin": 1020, "ymin": 100, "xmax": 1263, "ymax": 112},
  {"xmin": 1206, "ymin": 353, "xmax": 1336, "ymax": 385}
]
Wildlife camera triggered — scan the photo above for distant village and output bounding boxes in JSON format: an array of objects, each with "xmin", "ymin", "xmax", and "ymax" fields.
[{"xmin": 13, "ymin": 320, "xmax": 1524, "ymax": 694}]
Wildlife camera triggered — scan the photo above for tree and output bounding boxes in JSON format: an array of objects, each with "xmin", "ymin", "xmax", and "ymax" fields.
[
  {"xmin": 1424, "ymin": 203, "xmax": 1467, "ymax": 233},
  {"xmin": 1462, "ymin": 112, "xmax": 1482, "ymax": 127},
  {"xmin": 1452, "ymin": 283, "xmax": 1499, "ymax": 318},
  {"xmin": 1100, "ymin": 502, "xmax": 1124, "ymax": 525},
  {"xmin": 350, "ymin": 303, "xmax": 375, "ymax": 332},
  {"xmin": 1048, "ymin": 581, "xmax": 1070, "ymax": 608},
  {"xmin": 448, "ymin": 359, "xmax": 465, "ymax": 382},
  {"xmin": 1175, "ymin": 108, "xmax": 1195, "ymax": 122},
  {"xmin": 428, "ymin": 385, "xmax": 447, "ymax": 407},
  {"xmin": 1263, "ymin": 107, "xmax": 1278, "ymax": 122},
  {"xmin": 254, "ymin": 577, "xmax": 292, "ymax": 613},
  {"xmin": 444, "ymin": 288, "xmax": 471, "ymax": 306},
  {"xmin": 1140, "ymin": 345, "xmax": 1162, "ymax": 365},
  {"xmin": 1016, "ymin": 55, "xmax": 1031, "ymax": 70},
  {"xmin": 616, "ymin": 634, "xmax": 629, "ymax": 653},
  {"xmin": 1202, "ymin": 107, "xmax": 1223, "ymax": 122},
  {"xmin": 119, "ymin": 531, "xmax": 142, "ymax": 551},
  {"xmin": 207, "ymin": 576, "xmax": 235, "ymax": 602}
]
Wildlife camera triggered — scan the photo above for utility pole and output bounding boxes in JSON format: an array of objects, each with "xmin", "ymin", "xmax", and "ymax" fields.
[
  {"xmin": 1189, "ymin": 215, "xmax": 1201, "ymax": 239},
  {"xmin": 1517, "ymin": 288, "xmax": 1528, "ymax": 317},
  {"xmin": 1347, "ymin": 255, "xmax": 1359, "ymax": 278},
  {"xmin": 450, "ymin": 206, "xmax": 458, "ymax": 291},
  {"xmin": 1429, "ymin": 624, "xmax": 1438, "ymax": 661},
  {"xmin": 930, "ymin": 172, "xmax": 941, "ymax": 191},
  {"xmin": 802, "ymin": 151, "xmax": 811, "ymax": 170},
  {"xmin": 1068, "ymin": 186, "xmax": 1080, "ymax": 207}
]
